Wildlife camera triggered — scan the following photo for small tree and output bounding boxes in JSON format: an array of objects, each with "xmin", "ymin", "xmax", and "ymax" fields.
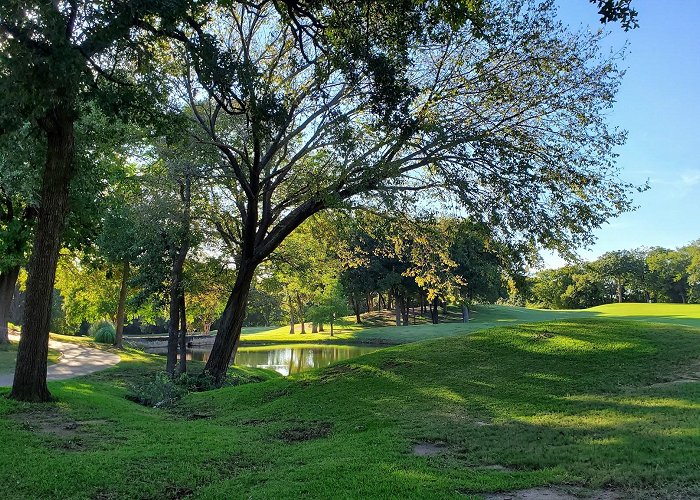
[{"xmin": 308, "ymin": 280, "xmax": 349, "ymax": 337}]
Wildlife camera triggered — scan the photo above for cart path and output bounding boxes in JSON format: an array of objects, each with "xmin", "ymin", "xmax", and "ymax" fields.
[{"xmin": 0, "ymin": 334, "xmax": 121, "ymax": 387}]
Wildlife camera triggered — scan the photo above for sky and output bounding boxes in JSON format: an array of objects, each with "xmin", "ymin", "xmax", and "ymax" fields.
[{"xmin": 541, "ymin": 0, "xmax": 700, "ymax": 268}]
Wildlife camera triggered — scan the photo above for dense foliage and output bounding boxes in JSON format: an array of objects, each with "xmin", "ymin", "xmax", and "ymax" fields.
[{"xmin": 529, "ymin": 242, "xmax": 700, "ymax": 308}]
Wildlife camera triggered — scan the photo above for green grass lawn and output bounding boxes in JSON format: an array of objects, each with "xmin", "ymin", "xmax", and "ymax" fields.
[
  {"xmin": 239, "ymin": 304, "xmax": 585, "ymax": 345},
  {"xmin": 1, "ymin": 317, "xmax": 699, "ymax": 499},
  {"xmin": 240, "ymin": 302, "xmax": 700, "ymax": 346},
  {"xmin": 0, "ymin": 341, "xmax": 61, "ymax": 374}
]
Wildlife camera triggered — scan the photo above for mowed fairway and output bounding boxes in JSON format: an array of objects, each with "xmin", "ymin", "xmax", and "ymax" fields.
[{"xmin": 1, "ymin": 306, "xmax": 700, "ymax": 499}]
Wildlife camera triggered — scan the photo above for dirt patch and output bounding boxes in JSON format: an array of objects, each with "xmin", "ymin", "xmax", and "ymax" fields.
[
  {"xmin": 11, "ymin": 408, "xmax": 81, "ymax": 438},
  {"xmin": 278, "ymin": 421, "xmax": 333, "ymax": 442},
  {"xmin": 647, "ymin": 359, "xmax": 700, "ymax": 388},
  {"xmin": 412, "ymin": 441, "xmax": 447, "ymax": 456},
  {"xmin": 11, "ymin": 409, "xmax": 111, "ymax": 451},
  {"xmin": 483, "ymin": 487, "xmax": 620, "ymax": 499},
  {"xmin": 262, "ymin": 388, "xmax": 289, "ymax": 402},
  {"xmin": 531, "ymin": 331, "xmax": 556, "ymax": 341}
]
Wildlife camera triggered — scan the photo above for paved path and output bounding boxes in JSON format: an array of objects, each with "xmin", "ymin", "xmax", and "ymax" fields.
[{"xmin": 0, "ymin": 334, "xmax": 121, "ymax": 387}]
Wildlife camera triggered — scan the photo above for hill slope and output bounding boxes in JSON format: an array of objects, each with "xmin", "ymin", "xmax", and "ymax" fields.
[{"xmin": 1, "ymin": 318, "xmax": 699, "ymax": 498}]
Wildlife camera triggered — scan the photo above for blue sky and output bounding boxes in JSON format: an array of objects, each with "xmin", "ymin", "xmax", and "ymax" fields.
[{"xmin": 542, "ymin": 0, "xmax": 700, "ymax": 268}]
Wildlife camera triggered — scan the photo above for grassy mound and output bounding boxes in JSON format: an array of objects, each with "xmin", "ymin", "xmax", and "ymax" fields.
[{"xmin": 0, "ymin": 318, "xmax": 699, "ymax": 498}]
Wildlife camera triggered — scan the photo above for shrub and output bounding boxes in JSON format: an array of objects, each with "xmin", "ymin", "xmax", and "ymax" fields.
[
  {"xmin": 126, "ymin": 372, "xmax": 187, "ymax": 408},
  {"xmin": 90, "ymin": 320, "xmax": 116, "ymax": 344}
]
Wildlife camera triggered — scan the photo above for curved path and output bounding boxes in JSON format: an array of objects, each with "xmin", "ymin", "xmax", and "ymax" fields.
[{"xmin": 0, "ymin": 334, "xmax": 121, "ymax": 387}]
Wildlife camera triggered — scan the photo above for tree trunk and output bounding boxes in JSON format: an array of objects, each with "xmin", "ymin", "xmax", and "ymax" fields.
[
  {"xmin": 395, "ymin": 292, "xmax": 402, "ymax": 327},
  {"xmin": 462, "ymin": 304, "xmax": 469, "ymax": 323},
  {"xmin": 0, "ymin": 267, "xmax": 20, "ymax": 345},
  {"xmin": 617, "ymin": 280, "xmax": 623, "ymax": 303},
  {"xmin": 330, "ymin": 319, "xmax": 334, "ymax": 337},
  {"xmin": 288, "ymin": 293, "xmax": 295, "ymax": 334},
  {"xmin": 204, "ymin": 261, "xmax": 256, "ymax": 383},
  {"xmin": 296, "ymin": 292, "xmax": 306, "ymax": 334},
  {"xmin": 353, "ymin": 295, "xmax": 362, "ymax": 324},
  {"xmin": 311, "ymin": 322, "xmax": 318, "ymax": 333},
  {"xmin": 114, "ymin": 260, "xmax": 130, "ymax": 349},
  {"xmin": 378, "ymin": 292, "xmax": 383, "ymax": 311},
  {"xmin": 166, "ymin": 256, "xmax": 185, "ymax": 376},
  {"xmin": 318, "ymin": 323, "xmax": 324, "ymax": 332},
  {"xmin": 178, "ymin": 293, "xmax": 187, "ymax": 375},
  {"xmin": 402, "ymin": 297, "xmax": 409, "ymax": 326},
  {"xmin": 366, "ymin": 293, "xmax": 371, "ymax": 313},
  {"xmin": 431, "ymin": 298, "xmax": 440, "ymax": 324},
  {"xmin": 11, "ymin": 107, "xmax": 75, "ymax": 402}
]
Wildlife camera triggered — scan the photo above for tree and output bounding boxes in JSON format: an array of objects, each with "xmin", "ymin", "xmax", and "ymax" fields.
[
  {"xmin": 1, "ymin": 0, "xmax": 191, "ymax": 401},
  {"xmin": 595, "ymin": 250, "xmax": 646, "ymax": 303},
  {"xmin": 171, "ymin": 1, "xmax": 637, "ymax": 382},
  {"xmin": 646, "ymin": 247, "xmax": 692, "ymax": 304},
  {"xmin": 307, "ymin": 280, "xmax": 349, "ymax": 337},
  {"xmin": 0, "ymin": 126, "xmax": 39, "ymax": 343}
]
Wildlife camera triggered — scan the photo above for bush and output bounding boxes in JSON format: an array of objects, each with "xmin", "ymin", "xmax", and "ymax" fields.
[
  {"xmin": 126, "ymin": 372, "xmax": 187, "ymax": 408},
  {"xmin": 89, "ymin": 320, "xmax": 116, "ymax": 344}
]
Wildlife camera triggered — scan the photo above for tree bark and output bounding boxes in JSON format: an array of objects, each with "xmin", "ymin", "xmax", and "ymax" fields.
[
  {"xmin": 114, "ymin": 260, "xmax": 130, "ymax": 349},
  {"xmin": 166, "ymin": 256, "xmax": 185, "ymax": 376},
  {"xmin": 288, "ymin": 292, "xmax": 295, "ymax": 334},
  {"xmin": 11, "ymin": 107, "xmax": 75, "ymax": 402},
  {"xmin": 311, "ymin": 322, "xmax": 318, "ymax": 333},
  {"xmin": 0, "ymin": 267, "xmax": 20, "ymax": 345},
  {"xmin": 616, "ymin": 280, "xmax": 623, "ymax": 303},
  {"xmin": 462, "ymin": 304, "xmax": 469, "ymax": 323},
  {"xmin": 395, "ymin": 292, "xmax": 402, "ymax": 327},
  {"xmin": 353, "ymin": 295, "xmax": 362, "ymax": 324},
  {"xmin": 430, "ymin": 298, "xmax": 440, "ymax": 324},
  {"xmin": 178, "ymin": 293, "xmax": 187, "ymax": 375},
  {"xmin": 296, "ymin": 293, "xmax": 306, "ymax": 334},
  {"xmin": 204, "ymin": 261, "xmax": 257, "ymax": 383},
  {"xmin": 402, "ymin": 297, "xmax": 409, "ymax": 326}
]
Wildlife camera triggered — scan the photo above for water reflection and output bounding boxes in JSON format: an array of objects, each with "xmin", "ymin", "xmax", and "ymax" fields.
[{"xmin": 147, "ymin": 344, "xmax": 379, "ymax": 376}]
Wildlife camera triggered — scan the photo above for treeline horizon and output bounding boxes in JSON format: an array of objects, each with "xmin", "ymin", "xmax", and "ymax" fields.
[{"xmin": 526, "ymin": 242, "xmax": 700, "ymax": 309}]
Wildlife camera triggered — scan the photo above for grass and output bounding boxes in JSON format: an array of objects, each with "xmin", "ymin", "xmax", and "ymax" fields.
[
  {"xmin": 1, "ymin": 315, "xmax": 699, "ymax": 498},
  {"xmin": 0, "ymin": 341, "xmax": 61, "ymax": 375},
  {"xmin": 239, "ymin": 304, "xmax": 584, "ymax": 345}
]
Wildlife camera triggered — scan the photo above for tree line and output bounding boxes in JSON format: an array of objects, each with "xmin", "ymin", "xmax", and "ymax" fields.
[
  {"xmin": 1, "ymin": 0, "xmax": 637, "ymax": 401},
  {"xmin": 527, "ymin": 244, "xmax": 700, "ymax": 309}
]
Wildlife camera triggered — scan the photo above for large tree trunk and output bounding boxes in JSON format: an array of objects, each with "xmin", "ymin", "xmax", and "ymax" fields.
[
  {"xmin": 166, "ymin": 257, "xmax": 185, "ymax": 376},
  {"xmin": 204, "ymin": 261, "xmax": 256, "ymax": 383},
  {"xmin": 178, "ymin": 293, "xmax": 187, "ymax": 375},
  {"xmin": 114, "ymin": 260, "xmax": 130, "ymax": 349},
  {"xmin": 0, "ymin": 267, "xmax": 20, "ymax": 345},
  {"xmin": 11, "ymin": 108, "xmax": 75, "ymax": 402}
]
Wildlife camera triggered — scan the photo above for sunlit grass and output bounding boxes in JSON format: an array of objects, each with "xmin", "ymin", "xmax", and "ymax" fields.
[{"xmin": 1, "ymin": 318, "xmax": 698, "ymax": 498}]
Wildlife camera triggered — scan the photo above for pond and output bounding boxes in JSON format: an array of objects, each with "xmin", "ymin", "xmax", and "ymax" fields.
[{"xmin": 146, "ymin": 344, "xmax": 380, "ymax": 376}]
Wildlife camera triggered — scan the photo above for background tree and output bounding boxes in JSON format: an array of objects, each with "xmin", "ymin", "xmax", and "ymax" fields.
[{"xmin": 176, "ymin": 1, "xmax": 636, "ymax": 382}]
